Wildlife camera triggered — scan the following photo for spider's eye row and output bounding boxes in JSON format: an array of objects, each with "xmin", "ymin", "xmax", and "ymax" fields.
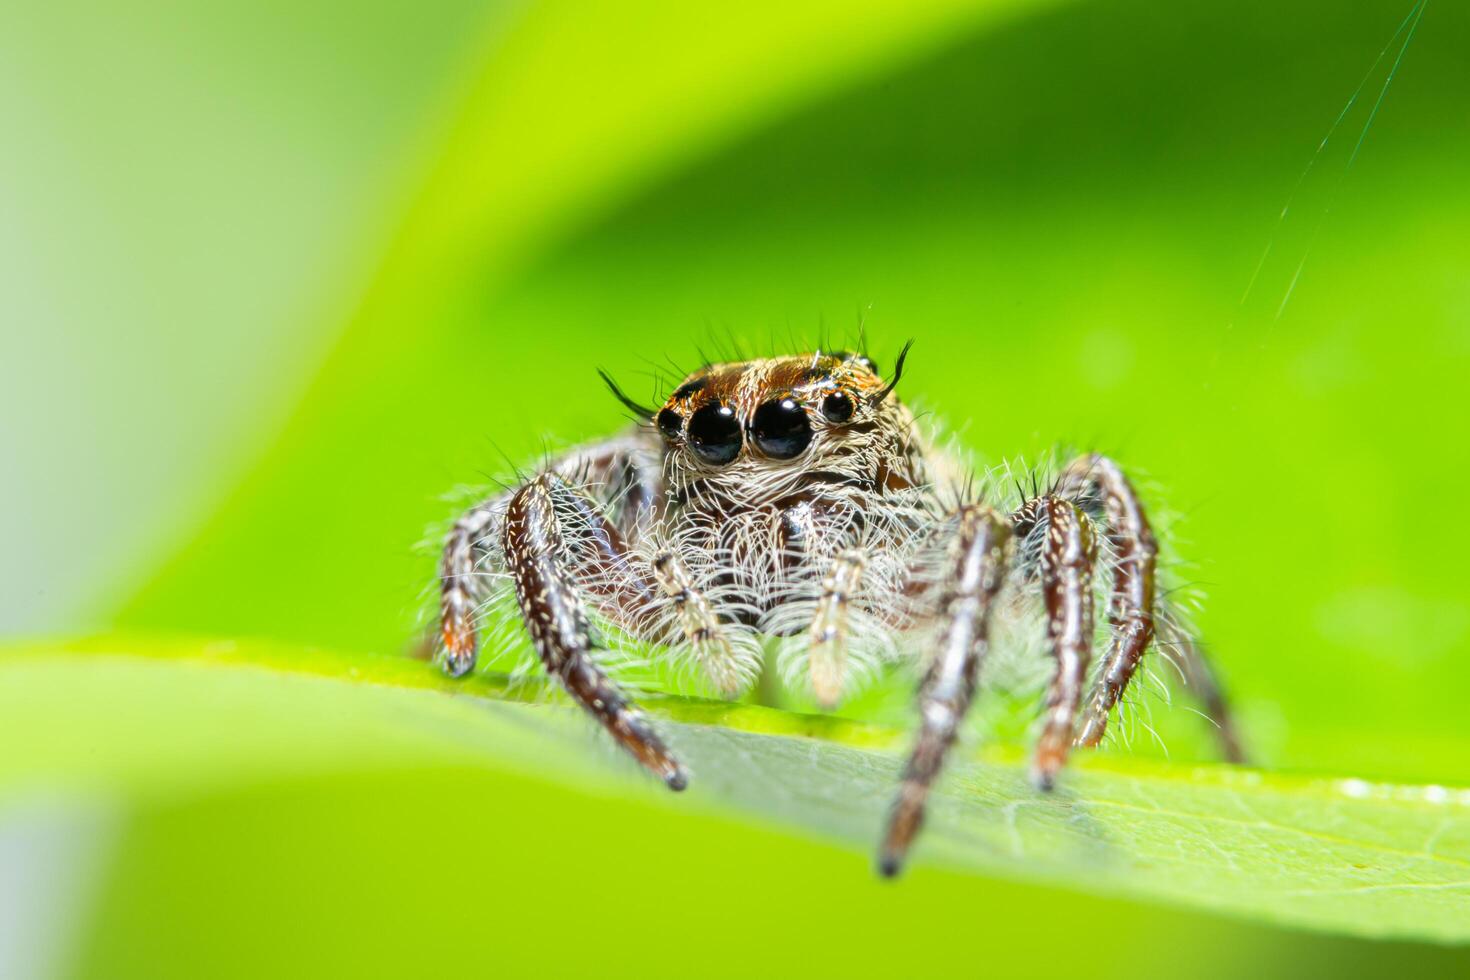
[
  {"xmin": 751, "ymin": 397, "xmax": 812, "ymax": 459},
  {"xmin": 821, "ymin": 391, "xmax": 854, "ymax": 423},
  {"xmin": 656, "ymin": 408, "xmax": 683, "ymax": 440},
  {"xmin": 687, "ymin": 403, "xmax": 742, "ymax": 464}
]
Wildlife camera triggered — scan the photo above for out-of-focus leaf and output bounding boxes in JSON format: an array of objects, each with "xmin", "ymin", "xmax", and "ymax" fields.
[{"xmin": 121, "ymin": 0, "xmax": 1055, "ymax": 646}]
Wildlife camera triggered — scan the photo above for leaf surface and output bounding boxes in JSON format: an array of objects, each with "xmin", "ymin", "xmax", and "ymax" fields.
[{"xmin": 9, "ymin": 637, "xmax": 1469, "ymax": 948}]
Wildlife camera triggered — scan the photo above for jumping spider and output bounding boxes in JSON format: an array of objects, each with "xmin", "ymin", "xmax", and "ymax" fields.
[{"xmin": 437, "ymin": 346, "xmax": 1242, "ymax": 875}]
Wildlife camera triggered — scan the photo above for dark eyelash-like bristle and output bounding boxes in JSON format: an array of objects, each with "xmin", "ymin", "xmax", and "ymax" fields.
[{"xmin": 597, "ymin": 369, "xmax": 656, "ymax": 417}]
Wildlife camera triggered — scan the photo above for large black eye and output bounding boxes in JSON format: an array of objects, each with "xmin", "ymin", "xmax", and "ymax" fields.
[
  {"xmin": 687, "ymin": 404, "xmax": 741, "ymax": 464},
  {"xmin": 657, "ymin": 408, "xmax": 683, "ymax": 440},
  {"xmin": 752, "ymin": 397, "xmax": 812, "ymax": 459},
  {"xmin": 821, "ymin": 391, "xmax": 854, "ymax": 423}
]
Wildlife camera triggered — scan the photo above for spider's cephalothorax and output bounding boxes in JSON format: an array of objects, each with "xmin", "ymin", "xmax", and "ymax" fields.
[{"xmin": 436, "ymin": 347, "xmax": 1241, "ymax": 876}]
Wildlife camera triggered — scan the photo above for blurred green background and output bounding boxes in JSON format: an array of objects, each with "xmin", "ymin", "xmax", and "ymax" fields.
[{"xmin": 4, "ymin": 0, "xmax": 1469, "ymax": 976}]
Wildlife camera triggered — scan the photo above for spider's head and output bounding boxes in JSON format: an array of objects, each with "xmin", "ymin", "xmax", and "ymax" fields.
[{"xmin": 624, "ymin": 345, "xmax": 912, "ymax": 470}]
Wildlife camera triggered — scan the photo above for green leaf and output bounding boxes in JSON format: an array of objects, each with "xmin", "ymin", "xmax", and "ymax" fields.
[{"xmin": 9, "ymin": 636, "xmax": 1470, "ymax": 965}]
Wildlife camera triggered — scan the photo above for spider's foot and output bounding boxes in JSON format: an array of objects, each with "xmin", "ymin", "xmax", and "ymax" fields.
[
  {"xmin": 1075, "ymin": 717, "xmax": 1108, "ymax": 750},
  {"xmin": 1030, "ymin": 729, "xmax": 1071, "ymax": 792},
  {"xmin": 699, "ymin": 636, "xmax": 754, "ymax": 701},
  {"xmin": 808, "ymin": 650, "xmax": 846, "ymax": 710},
  {"xmin": 877, "ymin": 788, "xmax": 924, "ymax": 879},
  {"xmin": 436, "ymin": 624, "xmax": 478, "ymax": 678},
  {"xmin": 437, "ymin": 653, "xmax": 477, "ymax": 679},
  {"xmin": 1074, "ymin": 696, "xmax": 1113, "ymax": 748},
  {"xmin": 608, "ymin": 709, "xmax": 690, "ymax": 792},
  {"xmin": 645, "ymin": 749, "xmax": 689, "ymax": 792}
]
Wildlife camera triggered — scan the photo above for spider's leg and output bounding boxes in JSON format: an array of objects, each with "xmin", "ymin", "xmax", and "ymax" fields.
[
  {"xmin": 880, "ymin": 506, "xmax": 1009, "ymax": 877},
  {"xmin": 439, "ymin": 493, "xmax": 507, "ymax": 677},
  {"xmin": 650, "ymin": 550, "xmax": 745, "ymax": 696},
  {"xmin": 807, "ymin": 547, "xmax": 867, "ymax": 708},
  {"xmin": 502, "ymin": 474, "xmax": 686, "ymax": 789},
  {"xmin": 1171, "ymin": 634, "xmax": 1248, "ymax": 764},
  {"xmin": 436, "ymin": 435, "xmax": 659, "ymax": 676},
  {"xmin": 1056, "ymin": 454, "xmax": 1161, "ymax": 750},
  {"xmin": 1032, "ymin": 495, "xmax": 1098, "ymax": 790}
]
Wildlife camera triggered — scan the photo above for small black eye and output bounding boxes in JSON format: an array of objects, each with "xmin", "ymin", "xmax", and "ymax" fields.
[
  {"xmin": 657, "ymin": 408, "xmax": 683, "ymax": 440},
  {"xmin": 752, "ymin": 397, "xmax": 812, "ymax": 459},
  {"xmin": 687, "ymin": 403, "xmax": 741, "ymax": 464},
  {"xmin": 821, "ymin": 392, "xmax": 854, "ymax": 423}
]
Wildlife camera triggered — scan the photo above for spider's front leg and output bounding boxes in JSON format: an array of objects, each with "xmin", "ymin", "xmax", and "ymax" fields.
[
  {"xmin": 439, "ymin": 494, "xmax": 504, "ymax": 677},
  {"xmin": 1026, "ymin": 495, "xmax": 1099, "ymax": 790},
  {"xmin": 438, "ymin": 436, "xmax": 660, "ymax": 677},
  {"xmin": 438, "ymin": 435, "xmax": 685, "ymax": 790},
  {"xmin": 500, "ymin": 474, "xmax": 686, "ymax": 789},
  {"xmin": 879, "ymin": 505, "xmax": 1010, "ymax": 877}
]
